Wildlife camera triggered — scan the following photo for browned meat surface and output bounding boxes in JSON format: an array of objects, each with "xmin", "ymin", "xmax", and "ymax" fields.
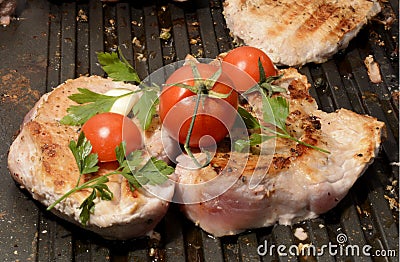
[
  {"xmin": 174, "ymin": 68, "xmax": 385, "ymax": 237},
  {"xmin": 223, "ymin": 0, "xmax": 381, "ymax": 66},
  {"xmin": 8, "ymin": 76, "xmax": 176, "ymax": 240}
]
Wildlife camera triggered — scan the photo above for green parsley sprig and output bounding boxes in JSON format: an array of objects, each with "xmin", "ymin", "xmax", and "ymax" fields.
[
  {"xmin": 235, "ymin": 92, "xmax": 330, "ymax": 154},
  {"xmin": 115, "ymin": 142, "xmax": 174, "ymax": 192},
  {"xmin": 47, "ymin": 135, "xmax": 174, "ymax": 225},
  {"xmin": 235, "ymin": 59, "xmax": 329, "ymax": 154},
  {"xmin": 97, "ymin": 49, "xmax": 160, "ymax": 130},
  {"xmin": 97, "ymin": 48, "xmax": 140, "ymax": 83},
  {"xmin": 61, "ymin": 50, "xmax": 160, "ymax": 129},
  {"xmin": 60, "ymin": 88, "xmax": 135, "ymax": 126},
  {"xmin": 131, "ymin": 86, "xmax": 159, "ymax": 130}
]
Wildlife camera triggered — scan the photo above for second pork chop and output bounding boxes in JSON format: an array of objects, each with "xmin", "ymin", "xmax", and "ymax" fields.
[
  {"xmin": 223, "ymin": 0, "xmax": 381, "ymax": 66},
  {"xmin": 174, "ymin": 68, "xmax": 385, "ymax": 237}
]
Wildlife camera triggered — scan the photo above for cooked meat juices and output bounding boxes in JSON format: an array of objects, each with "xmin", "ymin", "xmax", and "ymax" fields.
[
  {"xmin": 174, "ymin": 68, "xmax": 385, "ymax": 237},
  {"xmin": 7, "ymin": 76, "xmax": 177, "ymax": 240},
  {"xmin": 223, "ymin": 0, "xmax": 381, "ymax": 66}
]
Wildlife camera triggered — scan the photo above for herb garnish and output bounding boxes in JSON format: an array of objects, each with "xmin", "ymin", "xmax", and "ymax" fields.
[
  {"xmin": 47, "ymin": 136, "xmax": 174, "ymax": 225},
  {"xmin": 97, "ymin": 48, "xmax": 140, "ymax": 83},
  {"xmin": 60, "ymin": 88, "xmax": 135, "ymax": 126},
  {"xmin": 235, "ymin": 92, "xmax": 330, "ymax": 154},
  {"xmin": 131, "ymin": 86, "xmax": 159, "ymax": 130},
  {"xmin": 97, "ymin": 49, "xmax": 159, "ymax": 130},
  {"xmin": 234, "ymin": 59, "xmax": 330, "ymax": 154},
  {"xmin": 61, "ymin": 49, "xmax": 160, "ymax": 129},
  {"xmin": 115, "ymin": 142, "xmax": 174, "ymax": 192},
  {"xmin": 69, "ymin": 132, "xmax": 99, "ymax": 186}
]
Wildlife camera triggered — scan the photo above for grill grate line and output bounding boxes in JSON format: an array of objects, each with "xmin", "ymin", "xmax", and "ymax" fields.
[
  {"xmin": 131, "ymin": 5, "xmax": 149, "ymax": 80},
  {"xmin": 59, "ymin": 1, "xmax": 77, "ymax": 82},
  {"xmin": 221, "ymin": 235, "xmax": 241, "ymax": 261},
  {"xmin": 185, "ymin": 10, "xmax": 203, "ymax": 58},
  {"xmin": 163, "ymin": 207, "xmax": 186, "ymax": 261},
  {"xmin": 201, "ymin": 231, "xmax": 224, "ymax": 262},
  {"xmin": 365, "ymin": 166, "xmax": 399, "ymax": 255},
  {"xmin": 306, "ymin": 219, "xmax": 336, "ymax": 262},
  {"xmin": 272, "ymin": 225, "xmax": 298, "ymax": 262},
  {"xmin": 143, "ymin": 5, "xmax": 164, "ymax": 73},
  {"xmin": 76, "ymin": 3, "xmax": 90, "ymax": 77},
  {"xmin": 169, "ymin": 2, "xmax": 191, "ymax": 61},
  {"xmin": 210, "ymin": 0, "xmax": 234, "ymax": 54},
  {"xmin": 116, "ymin": 2, "xmax": 134, "ymax": 69},
  {"xmin": 88, "ymin": 0, "xmax": 105, "ymax": 76},
  {"xmin": 157, "ymin": 2, "xmax": 176, "ymax": 66},
  {"xmin": 46, "ymin": 3, "xmax": 62, "ymax": 90},
  {"xmin": 338, "ymin": 195, "xmax": 374, "ymax": 262},
  {"xmin": 238, "ymin": 232, "xmax": 261, "ymax": 261},
  {"xmin": 183, "ymin": 218, "xmax": 206, "ymax": 262},
  {"xmin": 309, "ymin": 64, "xmax": 336, "ymax": 112},
  {"xmin": 321, "ymin": 59, "xmax": 353, "ymax": 110},
  {"xmin": 197, "ymin": 6, "xmax": 219, "ymax": 58}
]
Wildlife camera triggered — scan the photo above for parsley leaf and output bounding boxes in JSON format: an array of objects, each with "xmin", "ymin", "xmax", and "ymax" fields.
[
  {"xmin": 237, "ymin": 106, "xmax": 261, "ymax": 129},
  {"xmin": 79, "ymin": 176, "xmax": 113, "ymax": 225},
  {"xmin": 97, "ymin": 49, "xmax": 140, "ymax": 83},
  {"xmin": 69, "ymin": 132, "xmax": 99, "ymax": 177},
  {"xmin": 115, "ymin": 142, "xmax": 174, "ymax": 190},
  {"xmin": 60, "ymin": 88, "xmax": 134, "ymax": 126},
  {"xmin": 237, "ymin": 91, "xmax": 329, "ymax": 154},
  {"xmin": 132, "ymin": 86, "xmax": 159, "ymax": 130},
  {"xmin": 262, "ymin": 95, "xmax": 289, "ymax": 131},
  {"xmin": 135, "ymin": 157, "xmax": 174, "ymax": 186},
  {"xmin": 234, "ymin": 133, "xmax": 275, "ymax": 152}
]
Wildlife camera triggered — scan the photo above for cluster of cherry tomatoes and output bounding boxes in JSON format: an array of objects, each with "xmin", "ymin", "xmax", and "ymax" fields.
[
  {"xmin": 81, "ymin": 46, "xmax": 276, "ymax": 162},
  {"xmin": 159, "ymin": 46, "xmax": 277, "ymax": 148}
]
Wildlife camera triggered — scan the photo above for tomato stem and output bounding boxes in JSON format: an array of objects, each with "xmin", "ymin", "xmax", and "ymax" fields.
[{"xmin": 183, "ymin": 93, "xmax": 209, "ymax": 168}]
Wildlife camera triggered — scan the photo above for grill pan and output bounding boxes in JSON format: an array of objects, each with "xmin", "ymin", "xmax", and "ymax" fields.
[{"xmin": 0, "ymin": 0, "xmax": 398, "ymax": 261}]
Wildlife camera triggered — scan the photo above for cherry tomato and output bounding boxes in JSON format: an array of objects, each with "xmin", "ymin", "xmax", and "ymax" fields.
[
  {"xmin": 81, "ymin": 112, "xmax": 143, "ymax": 162},
  {"xmin": 222, "ymin": 46, "xmax": 277, "ymax": 92},
  {"xmin": 159, "ymin": 63, "xmax": 239, "ymax": 147}
]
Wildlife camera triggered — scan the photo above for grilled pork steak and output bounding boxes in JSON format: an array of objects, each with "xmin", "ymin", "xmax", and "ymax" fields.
[
  {"xmin": 223, "ymin": 0, "xmax": 381, "ymax": 66},
  {"xmin": 174, "ymin": 68, "xmax": 385, "ymax": 237},
  {"xmin": 8, "ymin": 76, "xmax": 177, "ymax": 240}
]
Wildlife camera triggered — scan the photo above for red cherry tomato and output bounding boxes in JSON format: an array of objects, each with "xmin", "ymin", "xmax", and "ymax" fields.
[
  {"xmin": 81, "ymin": 112, "xmax": 143, "ymax": 162},
  {"xmin": 222, "ymin": 46, "xmax": 277, "ymax": 92},
  {"xmin": 159, "ymin": 63, "xmax": 239, "ymax": 147}
]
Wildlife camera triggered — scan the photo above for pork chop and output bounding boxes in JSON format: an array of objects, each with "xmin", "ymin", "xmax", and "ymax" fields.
[
  {"xmin": 174, "ymin": 68, "xmax": 385, "ymax": 237},
  {"xmin": 8, "ymin": 76, "xmax": 177, "ymax": 240},
  {"xmin": 223, "ymin": 0, "xmax": 381, "ymax": 66}
]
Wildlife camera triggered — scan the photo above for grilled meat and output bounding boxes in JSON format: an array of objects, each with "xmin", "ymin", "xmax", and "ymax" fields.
[
  {"xmin": 223, "ymin": 0, "xmax": 381, "ymax": 66},
  {"xmin": 8, "ymin": 76, "xmax": 177, "ymax": 240},
  {"xmin": 174, "ymin": 68, "xmax": 385, "ymax": 237}
]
